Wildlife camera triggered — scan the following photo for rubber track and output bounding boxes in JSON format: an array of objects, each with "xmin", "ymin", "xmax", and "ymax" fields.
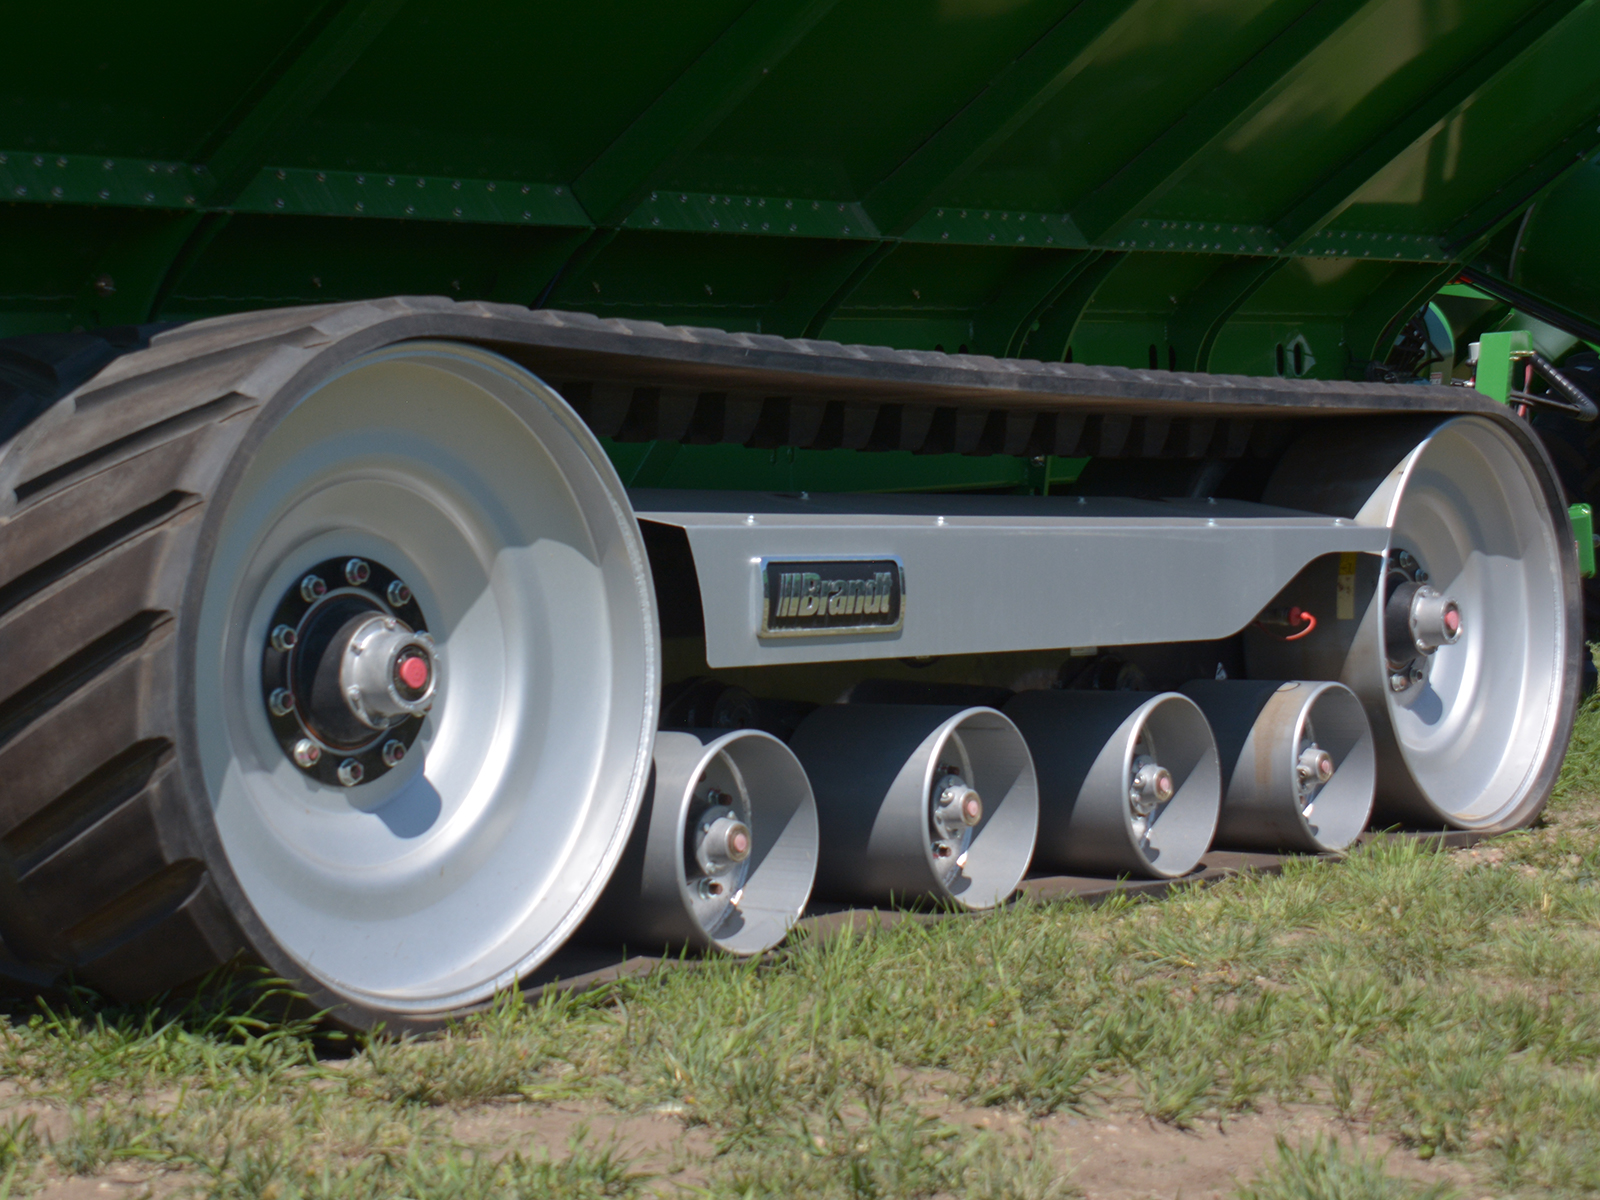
[
  {"xmin": 0, "ymin": 304, "xmax": 385, "ymax": 998},
  {"xmin": 0, "ymin": 297, "xmax": 1512, "ymax": 1005}
]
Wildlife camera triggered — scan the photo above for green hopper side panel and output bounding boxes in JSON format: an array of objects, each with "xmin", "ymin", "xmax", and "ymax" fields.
[{"xmin": 2, "ymin": 0, "xmax": 1597, "ymax": 379}]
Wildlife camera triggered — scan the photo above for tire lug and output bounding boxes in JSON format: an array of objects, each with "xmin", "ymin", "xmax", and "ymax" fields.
[
  {"xmin": 387, "ymin": 580, "xmax": 412, "ymax": 607},
  {"xmin": 344, "ymin": 558, "xmax": 371, "ymax": 586},
  {"xmin": 337, "ymin": 758, "xmax": 365, "ymax": 787},
  {"xmin": 268, "ymin": 688, "xmax": 295, "ymax": 716},
  {"xmin": 299, "ymin": 574, "xmax": 327, "ymax": 603},
  {"xmin": 381, "ymin": 740, "xmax": 407, "ymax": 767},
  {"xmin": 292, "ymin": 738, "xmax": 321, "ymax": 769},
  {"xmin": 271, "ymin": 624, "xmax": 298, "ymax": 652}
]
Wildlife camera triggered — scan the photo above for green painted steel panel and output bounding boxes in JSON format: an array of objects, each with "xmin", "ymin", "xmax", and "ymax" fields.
[{"xmin": 1, "ymin": 0, "xmax": 1596, "ymax": 380}]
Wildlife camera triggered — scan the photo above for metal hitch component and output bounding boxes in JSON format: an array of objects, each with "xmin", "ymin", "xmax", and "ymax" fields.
[
  {"xmin": 1005, "ymin": 691, "xmax": 1220, "ymax": 879},
  {"xmin": 788, "ymin": 705, "xmax": 1038, "ymax": 909},
  {"xmin": 1182, "ymin": 679, "xmax": 1375, "ymax": 853},
  {"xmin": 583, "ymin": 729, "xmax": 817, "ymax": 955}
]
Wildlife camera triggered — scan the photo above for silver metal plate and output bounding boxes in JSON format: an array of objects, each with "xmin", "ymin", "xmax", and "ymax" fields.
[
  {"xmin": 634, "ymin": 490, "xmax": 1392, "ymax": 668},
  {"xmin": 760, "ymin": 558, "xmax": 905, "ymax": 637}
]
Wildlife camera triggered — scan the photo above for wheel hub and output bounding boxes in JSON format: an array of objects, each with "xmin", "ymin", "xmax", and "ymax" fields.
[
  {"xmin": 930, "ymin": 768, "xmax": 982, "ymax": 866},
  {"xmin": 261, "ymin": 555, "xmax": 436, "ymax": 787},
  {"xmin": 1383, "ymin": 549, "xmax": 1462, "ymax": 693}
]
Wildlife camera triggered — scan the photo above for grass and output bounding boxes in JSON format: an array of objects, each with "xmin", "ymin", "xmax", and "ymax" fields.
[{"xmin": 1, "ymin": 705, "xmax": 1598, "ymax": 1197}]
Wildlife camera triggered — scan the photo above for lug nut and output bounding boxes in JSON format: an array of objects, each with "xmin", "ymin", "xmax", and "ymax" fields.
[
  {"xmin": 1390, "ymin": 671, "xmax": 1412, "ymax": 692},
  {"xmin": 386, "ymin": 579, "xmax": 412, "ymax": 608},
  {"xmin": 1297, "ymin": 745, "xmax": 1335, "ymax": 786},
  {"xmin": 336, "ymin": 758, "xmax": 365, "ymax": 787},
  {"xmin": 268, "ymin": 687, "xmax": 295, "ymax": 716},
  {"xmin": 381, "ymin": 739, "xmax": 407, "ymax": 767},
  {"xmin": 344, "ymin": 558, "xmax": 371, "ymax": 586},
  {"xmin": 292, "ymin": 738, "xmax": 321, "ymax": 769},
  {"xmin": 299, "ymin": 575, "xmax": 327, "ymax": 603},
  {"xmin": 933, "ymin": 841, "xmax": 954, "ymax": 859},
  {"xmin": 698, "ymin": 878, "xmax": 726, "ymax": 899},
  {"xmin": 270, "ymin": 624, "xmax": 298, "ymax": 652}
]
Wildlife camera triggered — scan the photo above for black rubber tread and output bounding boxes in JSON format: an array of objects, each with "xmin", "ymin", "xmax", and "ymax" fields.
[
  {"xmin": 0, "ymin": 304, "xmax": 360, "ymax": 1004},
  {"xmin": 0, "ymin": 297, "xmax": 1554, "ymax": 1021}
]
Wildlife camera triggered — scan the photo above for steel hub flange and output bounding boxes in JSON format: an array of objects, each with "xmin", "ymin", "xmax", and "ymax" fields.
[
  {"xmin": 1382, "ymin": 549, "xmax": 1462, "ymax": 694},
  {"xmin": 1127, "ymin": 744, "xmax": 1175, "ymax": 841},
  {"xmin": 930, "ymin": 768, "xmax": 983, "ymax": 871},
  {"xmin": 688, "ymin": 788, "xmax": 754, "ymax": 910},
  {"xmin": 260, "ymin": 554, "xmax": 437, "ymax": 788}
]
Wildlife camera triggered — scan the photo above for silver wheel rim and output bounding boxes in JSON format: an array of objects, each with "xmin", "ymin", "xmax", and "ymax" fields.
[
  {"xmin": 670, "ymin": 731, "xmax": 818, "ymax": 955},
  {"xmin": 1121, "ymin": 695, "xmax": 1219, "ymax": 879},
  {"xmin": 194, "ymin": 342, "xmax": 658, "ymax": 1015},
  {"xmin": 1378, "ymin": 417, "xmax": 1568, "ymax": 828}
]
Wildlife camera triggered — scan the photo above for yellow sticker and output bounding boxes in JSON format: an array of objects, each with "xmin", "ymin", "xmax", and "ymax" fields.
[{"xmin": 1336, "ymin": 552, "xmax": 1357, "ymax": 621}]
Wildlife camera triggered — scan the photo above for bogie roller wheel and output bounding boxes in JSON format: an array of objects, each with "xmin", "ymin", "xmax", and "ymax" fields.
[
  {"xmin": 1247, "ymin": 415, "xmax": 1579, "ymax": 831},
  {"xmin": 0, "ymin": 301, "xmax": 659, "ymax": 1027}
]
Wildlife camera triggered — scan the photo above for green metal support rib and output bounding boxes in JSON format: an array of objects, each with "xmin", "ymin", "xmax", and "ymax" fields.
[
  {"xmin": 973, "ymin": 250, "xmax": 1099, "ymax": 358},
  {"xmin": 572, "ymin": 0, "xmax": 843, "ymax": 226},
  {"xmin": 1071, "ymin": 0, "xmax": 1374, "ymax": 242},
  {"xmin": 1344, "ymin": 262, "xmax": 1461, "ymax": 368},
  {"xmin": 861, "ymin": 0, "xmax": 1139, "ymax": 237},
  {"xmin": 195, "ymin": 0, "xmax": 410, "ymax": 205},
  {"xmin": 764, "ymin": 242, "xmax": 889, "ymax": 338},
  {"xmin": 1444, "ymin": 131, "xmax": 1600, "ymax": 253},
  {"xmin": 1169, "ymin": 257, "xmax": 1287, "ymax": 373},
  {"xmin": 1020, "ymin": 251, "xmax": 1127, "ymax": 362},
  {"xmin": 1272, "ymin": 0, "xmax": 1591, "ymax": 244}
]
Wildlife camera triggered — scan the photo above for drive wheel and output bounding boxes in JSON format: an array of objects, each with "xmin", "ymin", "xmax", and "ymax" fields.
[
  {"xmin": 0, "ymin": 307, "xmax": 659, "ymax": 1027},
  {"xmin": 1250, "ymin": 415, "xmax": 1579, "ymax": 831}
]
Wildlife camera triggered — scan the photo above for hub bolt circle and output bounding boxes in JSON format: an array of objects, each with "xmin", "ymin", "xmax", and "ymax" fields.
[
  {"xmin": 268, "ymin": 688, "xmax": 295, "ymax": 717},
  {"xmin": 270, "ymin": 624, "xmax": 298, "ymax": 652},
  {"xmin": 337, "ymin": 758, "xmax": 365, "ymax": 787},
  {"xmin": 386, "ymin": 580, "xmax": 412, "ymax": 608},
  {"xmin": 344, "ymin": 558, "xmax": 371, "ymax": 586},
  {"xmin": 292, "ymin": 738, "xmax": 321, "ymax": 769},
  {"xmin": 299, "ymin": 575, "xmax": 327, "ymax": 603}
]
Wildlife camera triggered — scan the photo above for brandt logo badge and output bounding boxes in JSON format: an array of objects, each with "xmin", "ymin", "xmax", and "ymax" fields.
[{"xmin": 760, "ymin": 558, "xmax": 905, "ymax": 637}]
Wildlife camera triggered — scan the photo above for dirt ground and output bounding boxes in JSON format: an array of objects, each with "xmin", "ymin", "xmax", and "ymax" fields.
[{"xmin": 17, "ymin": 1095, "xmax": 1474, "ymax": 1199}]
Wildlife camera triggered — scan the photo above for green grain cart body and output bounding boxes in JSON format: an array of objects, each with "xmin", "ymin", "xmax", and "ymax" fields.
[
  {"xmin": 0, "ymin": 2, "xmax": 1596, "ymax": 1026},
  {"xmin": 2, "ymin": 0, "xmax": 1596, "ymax": 363}
]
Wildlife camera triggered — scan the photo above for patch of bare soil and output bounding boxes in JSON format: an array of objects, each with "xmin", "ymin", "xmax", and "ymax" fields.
[
  {"xmin": 451, "ymin": 1098, "xmax": 717, "ymax": 1186},
  {"xmin": 958, "ymin": 1104, "xmax": 1475, "ymax": 1200}
]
